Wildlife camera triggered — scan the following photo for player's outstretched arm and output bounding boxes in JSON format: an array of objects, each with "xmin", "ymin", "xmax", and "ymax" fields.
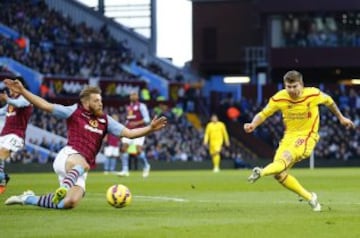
[
  {"xmin": 327, "ymin": 102, "xmax": 355, "ymax": 129},
  {"xmin": 4, "ymin": 78, "xmax": 54, "ymax": 113},
  {"xmin": 244, "ymin": 113, "xmax": 264, "ymax": 133},
  {"xmin": 121, "ymin": 116, "xmax": 167, "ymax": 139}
]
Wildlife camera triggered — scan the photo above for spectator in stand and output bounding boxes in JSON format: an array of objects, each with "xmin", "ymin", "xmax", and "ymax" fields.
[
  {"xmin": 140, "ymin": 87, "xmax": 151, "ymax": 101},
  {"xmin": 227, "ymin": 104, "xmax": 241, "ymax": 122}
]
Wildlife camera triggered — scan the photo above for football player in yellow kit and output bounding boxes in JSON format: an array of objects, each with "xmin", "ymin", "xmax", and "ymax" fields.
[
  {"xmin": 203, "ymin": 114, "xmax": 230, "ymax": 172},
  {"xmin": 244, "ymin": 70, "xmax": 355, "ymax": 211}
]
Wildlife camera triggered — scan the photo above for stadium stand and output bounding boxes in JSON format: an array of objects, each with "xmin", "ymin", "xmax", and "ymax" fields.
[{"xmin": 0, "ymin": 0, "xmax": 358, "ymax": 169}]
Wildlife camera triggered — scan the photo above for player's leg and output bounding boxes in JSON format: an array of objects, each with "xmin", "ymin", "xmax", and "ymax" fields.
[
  {"xmin": 212, "ymin": 152, "xmax": 220, "ymax": 172},
  {"xmin": 0, "ymin": 134, "xmax": 24, "ymax": 194},
  {"xmin": 275, "ymin": 138, "xmax": 321, "ymax": 211},
  {"xmin": 261, "ymin": 144, "xmax": 293, "ymax": 176},
  {"xmin": 5, "ymin": 181, "xmax": 86, "ymax": 209},
  {"xmin": 275, "ymin": 170, "xmax": 320, "ymax": 211},
  {"xmin": 275, "ymin": 171, "xmax": 312, "ymax": 200},
  {"xmin": 0, "ymin": 148, "xmax": 12, "ymax": 194},
  {"xmin": 118, "ymin": 138, "xmax": 130, "ymax": 176},
  {"xmin": 109, "ymin": 145, "xmax": 119, "ymax": 173},
  {"xmin": 109, "ymin": 156, "xmax": 117, "ymax": 173},
  {"xmin": 103, "ymin": 146, "xmax": 111, "ymax": 174},
  {"xmin": 248, "ymin": 140, "xmax": 292, "ymax": 183},
  {"xmin": 52, "ymin": 148, "xmax": 89, "ymax": 204},
  {"xmin": 135, "ymin": 137, "xmax": 150, "ymax": 177},
  {"xmin": 138, "ymin": 147, "xmax": 150, "ymax": 177},
  {"xmin": 261, "ymin": 155, "xmax": 288, "ymax": 176},
  {"xmin": 209, "ymin": 144, "xmax": 221, "ymax": 172}
]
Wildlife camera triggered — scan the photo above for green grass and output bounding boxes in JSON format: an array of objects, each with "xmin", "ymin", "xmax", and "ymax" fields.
[{"xmin": 1, "ymin": 168, "xmax": 360, "ymax": 238}]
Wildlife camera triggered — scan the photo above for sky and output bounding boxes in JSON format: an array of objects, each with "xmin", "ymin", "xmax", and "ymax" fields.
[{"xmin": 77, "ymin": 0, "xmax": 192, "ymax": 67}]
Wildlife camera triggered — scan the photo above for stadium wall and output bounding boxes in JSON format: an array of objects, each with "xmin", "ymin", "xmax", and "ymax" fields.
[
  {"xmin": 6, "ymin": 160, "xmax": 236, "ymax": 173},
  {"xmin": 6, "ymin": 158, "xmax": 360, "ymax": 174}
]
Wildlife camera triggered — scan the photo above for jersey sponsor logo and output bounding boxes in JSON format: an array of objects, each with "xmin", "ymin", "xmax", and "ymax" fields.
[
  {"xmin": 286, "ymin": 112, "xmax": 309, "ymax": 120},
  {"xmin": 84, "ymin": 124, "xmax": 103, "ymax": 135}
]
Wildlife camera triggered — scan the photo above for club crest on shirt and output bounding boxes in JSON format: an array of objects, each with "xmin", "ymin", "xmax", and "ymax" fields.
[
  {"xmin": 295, "ymin": 138, "xmax": 305, "ymax": 147},
  {"xmin": 127, "ymin": 109, "xmax": 136, "ymax": 119},
  {"xmin": 84, "ymin": 120, "xmax": 103, "ymax": 135},
  {"xmin": 6, "ymin": 105, "xmax": 16, "ymax": 117},
  {"xmin": 8, "ymin": 105, "xmax": 14, "ymax": 112},
  {"xmin": 89, "ymin": 119, "xmax": 98, "ymax": 128}
]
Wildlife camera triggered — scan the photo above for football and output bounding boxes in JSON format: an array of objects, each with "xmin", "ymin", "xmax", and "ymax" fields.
[{"xmin": 106, "ymin": 184, "xmax": 132, "ymax": 208}]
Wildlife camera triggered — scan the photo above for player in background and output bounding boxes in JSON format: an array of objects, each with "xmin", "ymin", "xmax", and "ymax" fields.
[
  {"xmin": 203, "ymin": 114, "xmax": 230, "ymax": 172},
  {"xmin": 103, "ymin": 114, "xmax": 120, "ymax": 174},
  {"xmin": 4, "ymin": 79, "xmax": 167, "ymax": 209},
  {"xmin": 0, "ymin": 77, "xmax": 32, "ymax": 194},
  {"xmin": 244, "ymin": 70, "xmax": 355, "ymax": 211},
  {"xmin": 117, "ymin": 91, "xmax": 151, "ymax": 177}
]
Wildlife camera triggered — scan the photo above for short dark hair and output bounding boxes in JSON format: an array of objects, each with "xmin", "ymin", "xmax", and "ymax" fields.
[{"xmin": 283, "ymin": 70, "xmax": 303, "ymax": 84}]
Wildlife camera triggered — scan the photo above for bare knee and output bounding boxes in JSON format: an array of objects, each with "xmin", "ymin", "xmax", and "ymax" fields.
[{"xmin": 0, "ymin": 148, "xmax": 10, "ymax": 160}]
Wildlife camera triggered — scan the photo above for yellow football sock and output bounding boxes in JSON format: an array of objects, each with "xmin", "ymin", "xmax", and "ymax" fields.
[
  {"xmin": 279, "ymin": 174, "xmax": 312, "ymax": 201},
  {"xmin": 261, "ymin": 160, "xmax": 286, "ymax": 176},
  {"xmin": 212, "ymin": 154, "xmax": 220, "ymax": 169}
]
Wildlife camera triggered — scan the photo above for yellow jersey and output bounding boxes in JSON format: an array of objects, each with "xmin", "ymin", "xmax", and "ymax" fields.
[
  {"xmin": 259, "ymin": 87, "xmax": 334, "ymax": 139},
  {"xmin": 204, "ymin": 121, "xmax": 230, "ymax": 146}
]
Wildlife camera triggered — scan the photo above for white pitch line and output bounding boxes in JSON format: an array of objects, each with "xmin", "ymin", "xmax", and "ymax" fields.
[{"xmin": 135, "ymin": 195, "xmax": 189, "ymax": 202}]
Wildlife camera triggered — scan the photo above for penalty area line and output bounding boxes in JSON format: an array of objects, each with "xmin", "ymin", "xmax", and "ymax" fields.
[{"xmin": 135, "ymin": 195, "xmax": 188, "ymax": 202}]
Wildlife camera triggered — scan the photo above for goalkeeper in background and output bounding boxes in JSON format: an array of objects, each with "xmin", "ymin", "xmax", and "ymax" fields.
[
  {"xmin": 203, "ymin": 114, "xmax": 230, "ymax": 172},
  {"xmin": 244, "ymin": 70, "xmax": 355, "ymax": 212}
]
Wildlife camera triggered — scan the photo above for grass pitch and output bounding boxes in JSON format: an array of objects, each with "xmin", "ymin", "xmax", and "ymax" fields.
[{"xmin": 1, "ymin": 168, "xmax": 360, "ymax": 238}]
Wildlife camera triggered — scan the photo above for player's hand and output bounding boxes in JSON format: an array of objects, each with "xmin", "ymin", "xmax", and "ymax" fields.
[
  {"xmin": 0, "ymin": 92, "xmax": 8, "ymax": 102},
  {"xmin": 3, "ymin": 79, "xmax": 25, "ymax": 94},
  {"xmin": 244, "ymin": 123, "xmax": 255, "ymax": 133},
  {"xmin": 150, "ymin": 115, "xmax": 167, "ymax": 131},
  {"xmin": 340, "ymin": 117, "xmax": 355, "ymax": 129}
]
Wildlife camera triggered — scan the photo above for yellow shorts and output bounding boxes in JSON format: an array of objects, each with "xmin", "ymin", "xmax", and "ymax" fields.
[
  {"xmin": 209, "ymin": 143, "xmax": 222, "ymax": 155},
  {"xmin": 274, "ymin": 135, "xmax": 318, "ymax": 168}
]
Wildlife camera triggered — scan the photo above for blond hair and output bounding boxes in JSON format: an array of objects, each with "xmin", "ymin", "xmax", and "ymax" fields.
[
  {"xmin": 79, "ymin": 86, "xmax": 102, "ymax": 102},
  {"xmin": 283, "ymin": 70, "xmax": 303, "ymax": 84}
]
